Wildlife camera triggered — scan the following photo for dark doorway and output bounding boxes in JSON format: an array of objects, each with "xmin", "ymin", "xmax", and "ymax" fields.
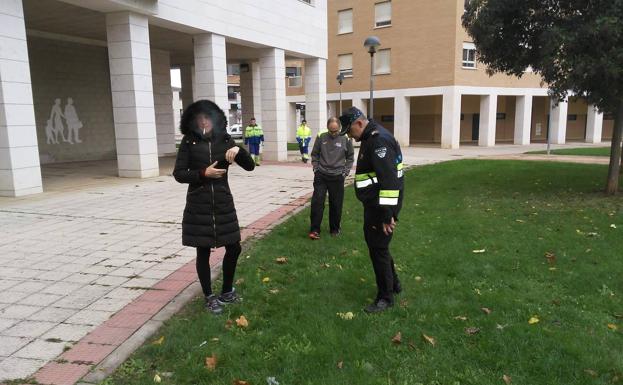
[{"xmin": 472, "ymin": 113, "xmax": 480, "ymax": 141}]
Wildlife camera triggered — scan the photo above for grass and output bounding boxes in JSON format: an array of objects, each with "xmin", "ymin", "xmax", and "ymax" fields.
[
  {"xmin": 104, "ymin": 160, "xmax": 623, "ymax": 385},
  {"xmin": 287, "ymin": 142, "xmax": 300, "ymax": 151},
  {"xmin": 526, "ymin": 147, "xmax": 611, "ymax": 157}
]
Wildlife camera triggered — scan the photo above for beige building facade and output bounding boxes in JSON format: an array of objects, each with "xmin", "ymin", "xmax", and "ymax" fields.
[{"xmin": 286, "ymin": 0, "xmax": 611, "ymax": 148}]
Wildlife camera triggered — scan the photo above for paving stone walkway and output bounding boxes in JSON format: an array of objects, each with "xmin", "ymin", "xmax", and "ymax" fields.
[{"xmin": 0, "ymin": 157, "xmax": 314, "ymax": 382}]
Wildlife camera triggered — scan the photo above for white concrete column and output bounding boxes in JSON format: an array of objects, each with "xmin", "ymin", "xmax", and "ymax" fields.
[
  {"xmin": 514, "ymin": 95, "xmax": 532, "ymax": 145},
  {"xmin": 586, "ymin": 104, "xmax": 603, "ymax": 143},
  {"xmin": 287, "ymin": 102, "xmax": 297, "ymax": 143},
  {"xmin": 352, "ymin": 97, "xmax": 367, "ymax": 117},
  {"xmin": 194, "ymin": 33, "xmax": 229, "ymax": 123},
  {"xmin": 304, "ymin": 58, "xmax": 327, "ymax": 140},
  {"xmin": 0, "ymin": 0, "xmax": 42, "ymax": 196},
  {"xmin": 549, "ymin": 98, "xmax": 568, "ymax": 144},
  {"xmin": 179, "ymin": 64, "xmax": 194, "ymax": 109},
  {"xmin": 240, "ymin": 62, "xmax": 262, "ymax": 125},
  {"xmin": 393, "ymin": 95, "xmax": 411, "ymax": 147},
  {"xmin": 327, "ymin": 101, "xmax": 338, "ymax": 118},
  {"xmin": 441, "ymin": 88, "xmax": 461, "ymax": 149},
  {"xmin": 259, "ymin": 48, "xmax": 287, "ymax": 161},
  {"xmin": 106, "ymin": 11, "xmax": 159, "ymax": 178},
  {"xmin": 150, "ymin": 49, "xmax": 176, "ymax": 156},
  {"xmin": 478, "ymin": 94, "xmax": 497, "ymax": 147}
]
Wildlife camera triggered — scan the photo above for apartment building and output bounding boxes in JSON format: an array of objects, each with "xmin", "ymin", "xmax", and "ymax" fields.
[
  {"xmin": 286, "ymin": 0, "xmax": 610, "ymax": 148},
  {"xmin": 0, "ymin": 0, "xmax": 327, "ymax": 197}
]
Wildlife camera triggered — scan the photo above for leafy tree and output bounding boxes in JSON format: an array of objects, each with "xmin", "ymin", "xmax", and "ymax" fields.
[{"xmin": 463, "ymin": 0, "xmax": 623, "ymax": 194}]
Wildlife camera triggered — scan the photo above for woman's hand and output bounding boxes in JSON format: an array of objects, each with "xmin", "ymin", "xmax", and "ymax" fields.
[
  {"xmin": 225, "ymin": 146, "xmax": 240, "ymax": 163},
  {"xmin": 203, "ymin": 162, "xmax": 226, "ymax": 179}
]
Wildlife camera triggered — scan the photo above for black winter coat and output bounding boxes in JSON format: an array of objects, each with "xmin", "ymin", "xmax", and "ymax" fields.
[{"xmin": 173, "ymin": 100, "xmax": 255, "ymax": 248}]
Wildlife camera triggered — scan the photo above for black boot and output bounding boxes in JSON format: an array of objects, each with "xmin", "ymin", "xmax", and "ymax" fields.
[{"xmin": 364, "ymin": 298, "xmax": 393, "ymax": 313}]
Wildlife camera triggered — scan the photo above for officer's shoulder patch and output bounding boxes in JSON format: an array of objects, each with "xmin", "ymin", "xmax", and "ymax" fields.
[{"xmin": 375, "ymin": 147, "xmax": 387, "ymax": 158}]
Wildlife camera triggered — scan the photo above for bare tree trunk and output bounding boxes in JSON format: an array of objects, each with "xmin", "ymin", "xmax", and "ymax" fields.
[{"xmin": 606, "ymin": 102, "xmax": 623, "ymax": 194}]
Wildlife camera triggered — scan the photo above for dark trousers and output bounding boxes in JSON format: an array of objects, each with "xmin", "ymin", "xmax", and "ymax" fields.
[
  {"xmin": 310, "ymin": 172, "xmax": 345, "ymax": 233},
  {"xmin": 196, "ymin": 242, "xmax": 242, "ymax": 297},
  {"xmin": 363, "ymin": 208, "xmax": 400, "ymax": 303}
]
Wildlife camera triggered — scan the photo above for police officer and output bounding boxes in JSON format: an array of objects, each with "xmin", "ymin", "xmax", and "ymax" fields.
[
  {"xmin": 296, "ymin": 119, "xmax": 312, "ymax": 163},
  {"xmin": 339, "ymin": 107, "xmax": 404, "ymax": 313},
  {"xmin": 244, "ymin": 118, "xmax": 264, "ymax": 166}
]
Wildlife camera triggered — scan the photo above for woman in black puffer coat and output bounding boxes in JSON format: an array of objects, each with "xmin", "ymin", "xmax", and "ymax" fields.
[{"xmin": 173, "ymin": 100, "xmax": 255, "ymax": 314}]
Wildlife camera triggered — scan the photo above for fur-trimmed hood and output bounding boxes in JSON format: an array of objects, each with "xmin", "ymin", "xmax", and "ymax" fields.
[{"xmin": 179, "ymin": 99, "xmax": 228, "ymax": 138}]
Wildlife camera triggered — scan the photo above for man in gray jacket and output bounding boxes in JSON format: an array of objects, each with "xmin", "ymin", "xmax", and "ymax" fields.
[{"xmin": 308, "ymin": 117, "xmax": 355, "ymax": 240}]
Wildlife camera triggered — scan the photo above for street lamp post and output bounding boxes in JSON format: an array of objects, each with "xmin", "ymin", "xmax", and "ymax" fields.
[
  {"xmin": 336, "ymin": 72, "xmax": 344, "ymax": 115},
  {"xmin": 364, "ymin": 36, "xmax": 381, "ymax": 120}
]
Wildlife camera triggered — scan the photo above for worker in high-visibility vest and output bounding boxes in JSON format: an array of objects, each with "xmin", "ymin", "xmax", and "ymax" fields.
[
  {"xmin": 296, "ymin": 119, "xmax": 312, "ymax": 163},
  {"xmin": 244, "ymin": 118, "xmax": 264, "ymax": 166}
]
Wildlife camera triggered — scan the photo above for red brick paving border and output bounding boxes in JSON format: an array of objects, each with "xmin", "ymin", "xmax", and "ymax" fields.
[
  {"xmin": 29, "ymin": 190, "xmax": 312, "ymax": 385},
  {"xmin": 34, "ymin": 363, "xmax": 91, "ymax": 385}
]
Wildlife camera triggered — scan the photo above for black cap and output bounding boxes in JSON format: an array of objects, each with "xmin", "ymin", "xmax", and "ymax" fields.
[{"xmin": 338, "ymin": 107, "xmax": 365, "ymax": 136}]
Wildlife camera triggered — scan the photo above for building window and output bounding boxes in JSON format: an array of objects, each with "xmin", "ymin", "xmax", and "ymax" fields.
[
  {"xmin": 374, "ymin": 1, "xmax": 391, "ymax": 28},
  {"xmin": 374, "ymin": 49, "xmax": 391, "ymax": 74},
  {"xmin": 462, "ymin": 42, "xmax": 477, "ymax": 68},
  {"xmin": 338, "ymin": 9, "xmax": 353, "ymax": 34},
  {"xmin": 228, "ymin": 86, "xmax": 239, "ymax": 100},
  {"xmin": 286, "ymin": 66, "xmax": 303, "ymax": 87},
  {"xmin": 227, "ymin": 64, "xmax": 240, "ymax": 76},
  {"xmin": 338, "ymin": 54, "xmax": 353, "ymax": 77}
]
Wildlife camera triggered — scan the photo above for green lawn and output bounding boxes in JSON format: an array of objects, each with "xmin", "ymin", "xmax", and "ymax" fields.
[
  {"xmin": 104, "ymin": 160, "xmax": 623, "ymax": 385},
  {"xmin": 526, "ymin": 147, "xmax": 611, "ymax": 157},
  {"xmin": 287, "ymin": 142, "xmax": 300, "ymax": 151}
]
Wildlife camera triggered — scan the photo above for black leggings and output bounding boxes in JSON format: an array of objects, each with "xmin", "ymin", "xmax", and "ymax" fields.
[{"xmin": 196, "ymin": 242, "xmax": 242, "ymax": 297}]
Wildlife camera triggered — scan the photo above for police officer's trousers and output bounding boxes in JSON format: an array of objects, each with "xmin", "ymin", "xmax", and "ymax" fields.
[{"xmin": 363, "ymin": 207, "xmax": 400, "ymax": 303}]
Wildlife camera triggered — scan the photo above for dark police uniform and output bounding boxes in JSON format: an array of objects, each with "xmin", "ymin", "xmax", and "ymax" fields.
[{"xmin": 353, "ymin": 119, "xmax": 404, "ymax": 305}]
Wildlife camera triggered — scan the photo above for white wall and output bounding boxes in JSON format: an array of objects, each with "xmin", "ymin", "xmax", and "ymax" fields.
[{"xmin": 151, "ymin": 0, "xmax": 327, "ymax": 59}]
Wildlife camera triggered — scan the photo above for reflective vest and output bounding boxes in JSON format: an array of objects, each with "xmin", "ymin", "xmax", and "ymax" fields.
[
  {"xmin": 296, "ymin": 124, "xmax": 311, "ymax": 139},
  {"xmin": 245, "ymin": 124, "xmax": 263, "ymax": 138}
]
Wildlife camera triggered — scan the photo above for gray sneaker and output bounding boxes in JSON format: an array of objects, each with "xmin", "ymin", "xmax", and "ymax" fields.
[
  {"xmin": 205, "ymin": 294, "xmax": 223, "ymax": 314},
  {"xmin": 217, "ymin": 288, "xmax": 241, "ymax": 305}
]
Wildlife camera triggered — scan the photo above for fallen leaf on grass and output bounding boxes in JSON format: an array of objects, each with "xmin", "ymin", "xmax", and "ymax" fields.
[
  {"xmin": 262, "ymin": 277, "xmax": 270, "ymax": 283},
  {"xmin": 607, "ymin": 323, "xmax": 618, "ymax": 331},
  {"xmin": 337, "ymin": 312, "xmax": 355, "ymax": 320},
  {"xmin": 454, "ymin": 315, "xmax": 468, "ymax": 321},
  {"xmin": 515, "ymin": 219, "xmax": 525, "ymax": 223},
  {"xmin": 225, "ymin": 319, "xmax": 233, "ymax": 329},
  {"xmin": 584, "ymin": 369, "xmax": 598, "ymax": 377},
  {"xmin": 266, "ymin": 376, "xmax": 279, "ymax": 385},
  {"xmin": 235, "ymin": 278, "xmax": 245, "ymax": 285},
  {"xmin": 422, "ymin": 333, "xmax": 436, "ymax": 347},
  {"xmin": 205, "ymin": 354, "xmax": 217, "ymax": 371},
  {"xmin": 472, "ymin": 249, "xmax": 486, "ymax": 254},
  {"xmin": 198, "ymin": 340, "xmax": 207, "ymax": 347},
  {"xmin": 236, "ymin": 316, "xmax": 249, "ymax": 328},
  {"xmin": 337, "ymin": 361, "xmax": 343, "ymax": 369},
  {"xmin": 544, "ymin": 251, "xmax": 556, "ymax": 265},
  {"xmin": 275, "ymin": 257, "xmax": 288, "ymax": 264},
  {"xmin": 269, "ymin": 289, "xmax": 280, "ymax": 294},
  {"xmin": 611, "ymin": 224, "xmax": 617, "ymax": 229},
  {"xmin": 528, "ymin": 316, "xmax": 540, "ymax": 325},
  {"xmin": 474, "ymin": 288, "xmax": 482, "ymax": 295},
  {"xmin": 481, "ymin": 307, "xmax": 492, "ymax": 315},
  {"xmin": 391, "ymin": 332, "xmax": 402, "ymax": 344},
  {"xmin": 153, "ymin": 374, "xmax": 161, "ymax": 383},
  {"xmin": 503, "ymin": 374, "xmax": 512, "ymax": 384},
  {"xmin": 465, "ymin": 327, "xmax": 480, "ymax": 335},
  {"xmin": 151, "ymin": 336, "xmax": 165, "ymax": 345},
  {"xmin": 233, "ymin": 380, "xmax": 250, "ymax": 385},
  {"xmin": 415, "ymin": 276, "xmax": 422, "ymax": 282},
  {"xmin": 399, "ymin": 299, "xmax": 408, "ymax": 308}
]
